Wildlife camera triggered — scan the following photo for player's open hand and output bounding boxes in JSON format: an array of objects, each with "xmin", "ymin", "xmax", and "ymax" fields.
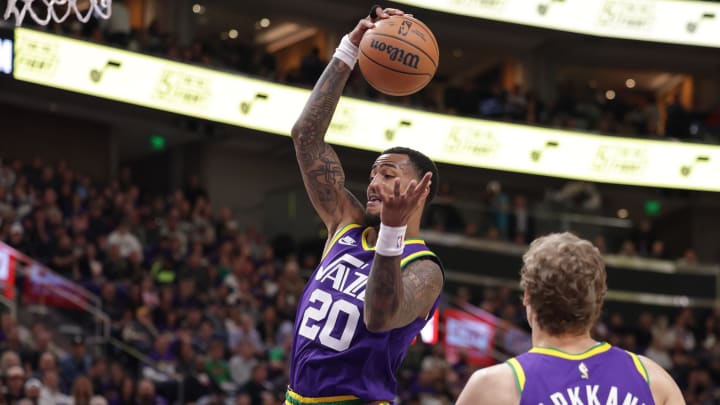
[
  {"xmin": 379, "ymin": 172, "xmax": 432, "ymax": 227},
  {"xmin": 348, "ymin": 5, "xmax": 407, "ymax": 46}
]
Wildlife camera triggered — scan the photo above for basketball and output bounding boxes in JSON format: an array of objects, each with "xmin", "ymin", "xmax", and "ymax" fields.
[{"xmin": 358, "ymin": 15, "xmax": 439, "ymax": 97}]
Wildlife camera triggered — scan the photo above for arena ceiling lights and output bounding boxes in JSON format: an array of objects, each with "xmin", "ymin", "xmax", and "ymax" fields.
[
  {"xmin": 391, "ymin": 0, "xmax": 720, "ymax": 48},
  {"xmin": 11, "ymin": 28, "xmax": 720, "ymax": 192}
]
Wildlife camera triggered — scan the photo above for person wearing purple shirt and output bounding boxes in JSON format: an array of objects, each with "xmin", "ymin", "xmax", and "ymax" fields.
[
  {"xmin": 287, "ymin": 5, "xmax": 444, "ymax": 404},
  {"xmin": 456, "ymin": 233, "xmax": 685, "ymax": 405}
]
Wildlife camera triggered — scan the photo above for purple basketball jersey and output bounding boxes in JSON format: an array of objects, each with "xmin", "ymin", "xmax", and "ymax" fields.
[
  {"xmin": 288, "ymin": 224, "xmax": 442, "ymax": 401},
  {"xmin": 507, "ymin": 343, "xmax": 655, "ymax": 405}
]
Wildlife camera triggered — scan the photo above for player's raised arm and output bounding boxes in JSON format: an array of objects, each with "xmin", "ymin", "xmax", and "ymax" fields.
[
  {"xmin": 290, "ymin": 57, "xmax": 360, "ymax": 233},
  {"xmin": 291, "ymin": 7, "xmax": 400, "ymax": 234}
]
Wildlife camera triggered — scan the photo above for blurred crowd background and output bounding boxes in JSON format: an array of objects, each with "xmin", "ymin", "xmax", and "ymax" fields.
[{"xmin": 0, "ymin": 0, "xmax": 719, "ymax": 404}]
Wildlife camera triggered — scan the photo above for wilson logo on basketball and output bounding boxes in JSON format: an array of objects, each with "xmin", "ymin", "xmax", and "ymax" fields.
[{"xmin": 369, "ymin": 40, "xmax": 420, "ymax": 69}]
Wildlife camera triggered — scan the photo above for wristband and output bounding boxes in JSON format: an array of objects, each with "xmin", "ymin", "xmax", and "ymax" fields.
[
  {"xmin": 333, "ymin": 34, "xmax": 359, "ymax": 69},
  {"xmin": 375, "ymin": 224, "xmax": 407, "ymax": 257}
]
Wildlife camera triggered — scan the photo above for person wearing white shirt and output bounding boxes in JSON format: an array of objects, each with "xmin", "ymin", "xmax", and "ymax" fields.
[
  {"xmin": 107, "ymin": 220, "xmax": 143, "ymax": 260},
  {"xmin": 39, "ymin": 370, "xmax": 72, "ymax": 405}
]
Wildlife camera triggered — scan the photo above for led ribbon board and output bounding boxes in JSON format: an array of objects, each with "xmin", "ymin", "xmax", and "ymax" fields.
[
  {"xmin": 12, "ymin": 28, "xmax": 720, "ymax": 191},
  {"xmin": 392, "ymin": 0, "xmax": 720, "ymax": 48}
]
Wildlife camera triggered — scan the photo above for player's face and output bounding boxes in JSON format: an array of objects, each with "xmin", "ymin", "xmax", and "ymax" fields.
[{"xmin": 365, "ymin": 153, "xmax": 418, "ymax": 224}]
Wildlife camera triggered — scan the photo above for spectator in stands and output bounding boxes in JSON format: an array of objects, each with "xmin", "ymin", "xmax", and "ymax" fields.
[
  {"xmin": 508, "ymin": 195, "xmax": 534, "ymax": 245},
  {"xmin": 593, "ymin": 235, "xmax": 607, "ymax": 254},
  {"xmin": 649, "ymin": 240, "xmax": 668, "ymax": 260},
  {"xmin": 184, "ymin": 175, "xmax": 207, "ymax": 206},
  {"xmin": 106, "ymin": 219, "xmax": 142, "ymax": 261},
  {"xmin": 35, "ymin": 351, "xmax": 57, "ymax": 380},
  {"xmin": 71, "ymin": 376, "xmax": 93, "ymax": 405},
  {"xmin": 136, "ymin": 378, "xmax": 167, "ymax": 405},
  {"xmin": 23, "ymin": 377, "xmax": 41, "ymax": 403},
  {"xmin": 632, "ymin": 219, "xmax": 656, "ymax": 256},
  {"xmin": 60, "ymin": 336, "xmax": 91, "ymax": 393},
  {"xmin": 178, "ymin": 253, "xmax": 208, "ymax": 292},
  {"xmin": 299, "ymin": 48, "xmax": 325, "ymax": 85},
  {"xmin": 6, "ymin": 223, "xmax": 27, "ymax": 254},
  {"xmin": 685, "ymin": 368, "xmax": 714, "ymax": 404},
  {"xmin": 257, "ymin": 306, "xmax": 291, "ymax": 349},
  {"xmin": 230, "ymin": 339, "xmax": 258, "ymax": 387},
  {"xmin": 479, "ymin": 83, "xmax": 507, "ymax": 118},
  {"xmin": 547, "ymin": 181, "xmax": 602, "ymax": 212},
  {"xmin": 0, "ymin": 350, "xmax": 20, "ymax": 376},
  {"xmin": 5, "ymin": 365, "xmax": 26, "ymax": 402},
  {"xmin": 242, "ymin": 362, "xmax": 273, "ymax": 404},
  {"xmin": 645, "ymin": 335, "xmax": 673, "ymax": 371},
  {"xmin": 205, "ymin": 338, "xmax": 233, "ymax": 392},
  {"xmin": 39, "ymin": 370, "xmax": 71, "ymax": 405},
  {"xmin": 51, "ymin": 234, "xmax": 76, "ymax": 277},
  {"xmin": 423, "ymin": 183, "xmax": 465, "ymax": 233},
  {"xmin": 619, "ymin": 240, "xmax": 637, "ymax": 257},
  {"xmin": 670, "ymin": 308, "xmax": 696, "ymax": 352},
  {"xmin": 634, "ymin": 312, "xmax": 654, "ymax": 353},
  {"xmin": 122, "ymin": 307, "xmax": 158, "ymax": 352},
  {"xmin": 665, "ymin": 94, "xmax": 689, "ymax": 138},
  {"xmin": 90, "ymin": 396, "xmax": 108, "ymax": 405},
  {"xmin": 678, "ymin": 248, "xmax": 699, "ymax": 266}
]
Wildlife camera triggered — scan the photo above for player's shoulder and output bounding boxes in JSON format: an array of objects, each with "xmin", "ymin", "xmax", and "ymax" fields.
[
  {"xmin": 402, "ymin": 241, "xmax": 443, "ymax": 273},
  {"xmin": 637, "ymin": 355, "xmax": 686, "ymax": 405},
  {"xmin": 456, "ymin": 363, "xmax": 519, "ymax": 405}
]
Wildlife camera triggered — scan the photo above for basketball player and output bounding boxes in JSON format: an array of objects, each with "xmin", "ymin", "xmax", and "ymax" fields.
[
  {"xmin": 456, "ymin": 233, "xmax": 684, "ymax": 405},
  {"xmin": 286, "ymin": 5, "xmax": 444, "ymax": 405}
]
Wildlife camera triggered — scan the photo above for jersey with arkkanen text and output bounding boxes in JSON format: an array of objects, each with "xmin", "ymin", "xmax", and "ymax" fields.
[{"xmin": 506, "ymin": 343, "xmax": 655, "ymax": 405}]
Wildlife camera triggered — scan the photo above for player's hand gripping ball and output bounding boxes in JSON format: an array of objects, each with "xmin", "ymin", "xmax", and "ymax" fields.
[{"xmin": 359, "ymin": 13, "xmax": 439, "ymax": 97}]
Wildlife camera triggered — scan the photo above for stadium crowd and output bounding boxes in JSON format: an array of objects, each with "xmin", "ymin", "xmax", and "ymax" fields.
[
  {"xmin": 21, "ymin": 4, "xmax": 719, "ymax": 144},
  {"xmin": 0, "ymin": 156, "xmax": 715, "ymax": 404}
]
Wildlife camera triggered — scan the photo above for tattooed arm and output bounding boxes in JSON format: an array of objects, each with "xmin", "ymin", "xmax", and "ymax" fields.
[
  {"xmin": 290, "ymin": 57, "xmax": 364, "ymax": 234},
  {"xmin": 291, "ymin": 8, "xmax": 406, "ymax": 235},
  {"xmin": 365, "ymin": 256, "xmax": 443, "ymax": 332}
]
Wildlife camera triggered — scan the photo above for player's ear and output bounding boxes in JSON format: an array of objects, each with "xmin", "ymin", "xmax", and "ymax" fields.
[
  {"xmin": 522, "ymin": 290, "xmax": 529, "ymax": 306},
  {"xmin": 422, "ymin": 173, "xmax": 432, "ymax": 196}
]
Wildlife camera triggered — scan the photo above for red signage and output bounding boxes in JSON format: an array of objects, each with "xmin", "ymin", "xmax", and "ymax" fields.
[
  {"xmin": 0, "ymin": 248, "xmax": 17, "ymax": 299},
  {"xmin": 444, "ymin": 308, "xmax": 496, "ymax": 367}
]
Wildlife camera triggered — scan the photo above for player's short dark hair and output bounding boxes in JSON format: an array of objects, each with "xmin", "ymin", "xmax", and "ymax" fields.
[{"xmin": 382, "ymin": 146, "xmax": 439, "ymax": 205}]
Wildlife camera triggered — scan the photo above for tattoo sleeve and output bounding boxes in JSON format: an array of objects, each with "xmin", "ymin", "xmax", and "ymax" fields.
[
  {"xmin": 291, "ymin": 58, "xmax": 361, "ymax": 230},
  {"xmin": 364, "ymin": 256, "xmax": 443, "ymax": 332}
]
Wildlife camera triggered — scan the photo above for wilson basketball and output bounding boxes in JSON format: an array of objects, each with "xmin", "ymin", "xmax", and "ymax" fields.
[{"xmin": 358, "ymin": 15, "xmax": 439, "ymax": 97}]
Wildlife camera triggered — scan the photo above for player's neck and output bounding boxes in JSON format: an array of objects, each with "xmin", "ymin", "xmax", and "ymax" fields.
[{"xmin": 532, "ymin": 330, "xmax": 598, "ymax": 354}]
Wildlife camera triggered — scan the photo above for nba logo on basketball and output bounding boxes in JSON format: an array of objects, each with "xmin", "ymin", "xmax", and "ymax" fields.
[{"xmin": 398, "ymin": 20, "xmax": 412, "ymax": 36}]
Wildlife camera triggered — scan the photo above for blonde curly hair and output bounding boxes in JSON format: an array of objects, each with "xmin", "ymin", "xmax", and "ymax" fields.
[{"xmin": 520, "ymin": 232, "xmax": 606, "ymax": 335}]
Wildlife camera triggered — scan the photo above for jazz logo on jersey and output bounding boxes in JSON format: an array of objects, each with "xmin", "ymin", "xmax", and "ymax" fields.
[
  {"xmin": 579, "ymin": 362, "xmax": 589, "ymax": 379},
  {"xmin": 315, "ymin": 253, "xmax": 369, "ymax": 300}
]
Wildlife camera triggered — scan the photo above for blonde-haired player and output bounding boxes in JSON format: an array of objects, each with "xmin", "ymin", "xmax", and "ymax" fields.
[{"xmin": 456, "ymin": 233, "xmax": 684, "ymax": 405}]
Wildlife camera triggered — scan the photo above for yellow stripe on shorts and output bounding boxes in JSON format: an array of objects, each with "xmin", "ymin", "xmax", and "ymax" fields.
[{"xmin": 285, "ymin": 390, "xmax": 363, "ymax": 405}]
